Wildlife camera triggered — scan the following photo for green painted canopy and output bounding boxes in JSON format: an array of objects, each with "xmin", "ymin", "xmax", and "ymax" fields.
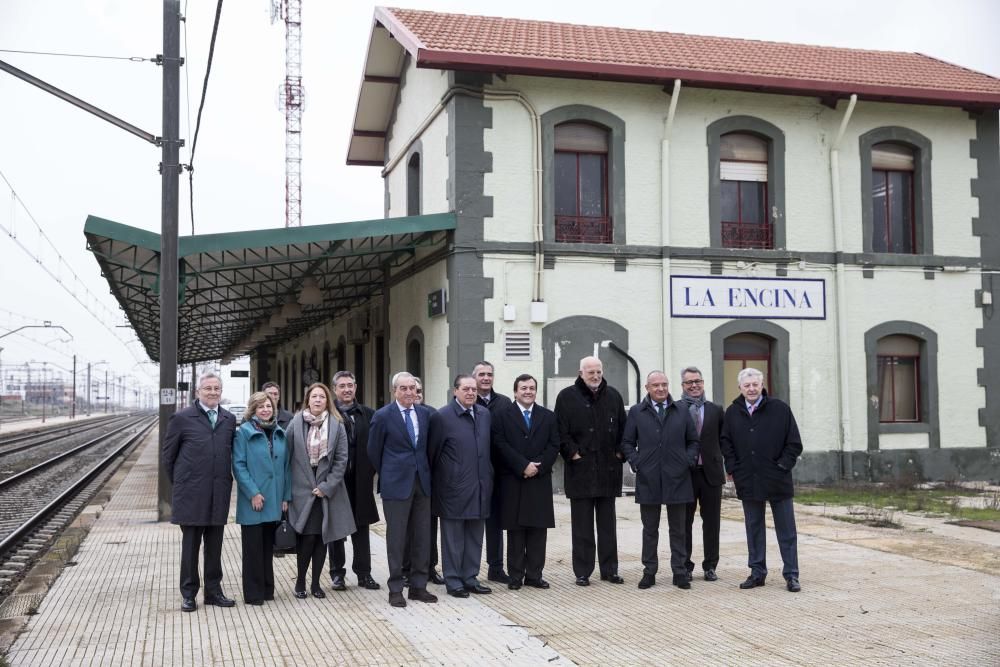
[{"xmin": 84, "ymin": 213, "xmax": 456, "ymax": 364}]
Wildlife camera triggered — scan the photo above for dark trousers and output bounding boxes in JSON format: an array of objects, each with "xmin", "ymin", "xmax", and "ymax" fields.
[
  {"xmin": 569, "ymin": 496, "xmax": 618, "ymax": 578},
  {"xmin": 484, "ymin": 483, "xmax": 504, "ymax": 572},
  {"xmin": 506, "ymin": 527, "xmax": 547, "ymax": 583},
  {"xmin": 640, "ymin": 503, "xmax": 687, "ymax": 577},
  {"xmin": 384, "ymin": 478, "xmax": 431, "ymax": 593},
  {"xmin": 403, "ymin": 514, "xmax": 439, "ymax": 574},
  {"xmin": 684, "ymin": 468, "xmax": 723, "ymax": 572},
  {"xmin": 240, "ymin": 523, "xmax": 276, "ymax": 602},
  {"xmin": 295, "ymin": 534, "xmax": 326, "ymax": 591},
  {"xmin": 329, "ymin": 525, "xmax": 372, "ymax": 579},
  {"xmin": 439, "ymin": 517, "xmax": 485, "ymax": 592},
  {"xmin": 179, "ymin": 524, "xmax": 225, "ymax": 599},
  {"xmin": 742, "ymin": 497, "xmax": 799, "ymax": 580}
]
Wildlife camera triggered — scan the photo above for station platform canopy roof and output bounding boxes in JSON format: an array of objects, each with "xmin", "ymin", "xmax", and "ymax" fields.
[{"xmin": 84, "ymin": 212, "xmax": 456, "ymax": 364}]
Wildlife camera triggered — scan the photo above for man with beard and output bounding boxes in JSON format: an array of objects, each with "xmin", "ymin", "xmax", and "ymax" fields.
[
  {"xmin": 327, "ymin": 370, "xmax": 381, "ymax": 591},
  {"xmin": 555, "ymin": 356, "xmax": 627, "ymax": 586},
  {"xmin": 678, "ymin": 366, "xmax": 725, "ymax": 583}
]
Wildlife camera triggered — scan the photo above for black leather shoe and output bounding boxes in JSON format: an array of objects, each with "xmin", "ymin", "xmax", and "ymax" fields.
[
  {"xmin": 638, "ymin": 574, "xmax": 655, "ymax": 589},
  {"xmin": 330, "ymin": 574, "xmax": 347, "ymax": 591},
  {"xmin": 672, "ymin": 575, "xmax": 692, "ymax": 590},
  {"xmin": 293, "ymin": 589, "xmax": 307, "ymax": 599},
  {"xmin": 704, "ymin": 569, "xmax": 718, "ymax": 582},
  {"xmin": 389, "ymin": 591, "xmax": 406, "ymax": 608},
  {"xmin": 407, "ymin": 587, "xmax": 438, "ymax": 603},
  {"xmin": 429, "ymin": 570, "xmax": 446, "ymax": 586},
  {"xmin": 358, "ymin": 575, "xmax": 381, "ymax": 590},
  {"xmin": 247, "ymin": 599, "xmax": 264, "ymax": 606},
  {"xmin": 311, "ymin": 587, "xmax": 326, "ymax": 599},
  {"xmin": 739, "ymin": 575, "xmax": 766, "ymax": 589},
  {"xmin": 575, "ymin": 576, "xmax": 590, "ymax": 586},
  {"xmin": 487, "ymin": 570, "xmax": 511, "ymax": 584},
  {"xmin": 524, "ymin": 578, "xmax": 549, "ymax": 589},
  {"xmin": 204, "ymin": 594, "xmax": 235, "ymax": 607},
  {"xmin": 181, "ymin": 597, "xmax": 197, "ymax": 612},
  {"xmin": 447, "ymin": 588, "xmax": 470, "ymax": 598},
  {"xmin": 601, "ymin": 573, "xmax": 625, "ymax": 584},
  {"xmin": 466, "ymin": 583, "xmax": 492, "ymax": 594},
  {"xmin": 786, "ymin": 577, "xmax": 801, "ymax": 592},
  {"xmin": 508, "ymin": 581, "xmax": 522, "ymax": 590}
]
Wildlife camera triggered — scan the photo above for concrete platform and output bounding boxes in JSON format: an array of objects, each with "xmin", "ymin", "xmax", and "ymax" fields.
[{"xmin": 4, "ymin": 433, "xmax": 999, "ymax": 666}]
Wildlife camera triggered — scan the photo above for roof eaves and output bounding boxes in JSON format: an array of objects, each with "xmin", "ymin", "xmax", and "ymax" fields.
[{"xmin": 414, "ymin": 50, "xmax": 1000, "ymax": 109}]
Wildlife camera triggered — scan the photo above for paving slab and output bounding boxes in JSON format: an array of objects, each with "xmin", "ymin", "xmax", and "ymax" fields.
[{"xmin": 4, "ymin": 434, "xmax": 999, "ymax": 666}]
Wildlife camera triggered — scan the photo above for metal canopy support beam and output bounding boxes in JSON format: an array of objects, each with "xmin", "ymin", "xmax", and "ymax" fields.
[{"xmin": 158, "ymin": 0, "xmax": 182, "ymax": 522}]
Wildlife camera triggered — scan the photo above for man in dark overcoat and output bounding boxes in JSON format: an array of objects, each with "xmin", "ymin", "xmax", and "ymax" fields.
[
  {"xmin": 678, "ymin": 366, "xmax": 726, "ymax": 582},
  {"xmin": 161, "ymin": 371, "xmax": 238, "ymax": 612},
  {"xmin": 622, "ymin": 371, "xmax": 699, "ymax": 590},
  {"xmin": 555, "ymin": 356, "xmax": 627, "ymax": 586},
  {"xmin": 328, "ymin": 370, "xmax": 381, "ymax": 591},
  {"xmin": 473, "ymin": 360, "xmax": 514, "ymax": 583},
  {"xmin": 720, "ymin": 367, "xmax": 804, "ymax": 593},
  {"xmin": 367, "ymin": 372, "xmax": 438, "ymax": 608},
  {"xmin": 428, "ymin": 374, "xmax": 494, "ymax": 597},
  {"xmin": 491, "ymin": 373, "xmax": 560, "ymax": 590}
]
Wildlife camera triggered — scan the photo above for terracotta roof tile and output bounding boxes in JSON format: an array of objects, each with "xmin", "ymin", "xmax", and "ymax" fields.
[{"xmin": 379, "ymin": 7, "xmax": 1000, "ymax": 106}]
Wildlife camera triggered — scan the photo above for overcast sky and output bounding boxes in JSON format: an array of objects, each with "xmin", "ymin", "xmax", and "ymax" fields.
[{"xmin": 1, "ymin": 0, "xmax": 998, "ymax": 398}]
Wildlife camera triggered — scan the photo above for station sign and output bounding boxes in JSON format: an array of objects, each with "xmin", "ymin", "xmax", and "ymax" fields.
[{"xmin": 670, "ymin": 275, "xmax": 826, "ymax": 320}]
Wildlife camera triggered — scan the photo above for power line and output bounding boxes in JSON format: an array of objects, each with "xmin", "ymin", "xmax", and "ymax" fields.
[
  {"xmin": 0, "ymin": 168, "xmax": 151, "ymax": 367},
  {"xmin": 0, "ymin": 48, "xmax": 153, "ymax": 63},
  {"xmin": 186, "ymin": 0, "xmax": 225, "ymax": 235}
]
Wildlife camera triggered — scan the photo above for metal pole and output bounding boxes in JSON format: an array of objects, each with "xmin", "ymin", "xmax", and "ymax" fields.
[
  {"xmin": 105, "ymin": 370, "xmax": 109, "ymax": 414},
  {"xmin": 158, "ymin": 0, "xmax": 182, "ymax": 521},
  {"xmin": 0, "ymin": 346, "xmax": 4, "ymax": 431},
  {"xmin": 87, "ymin": 362, "xmax": 91, "ymax": 416},
  {"xmin": 41, "ymin": 363, "xmax": 46, "ymax": 424},
  {"xmin": 72, "ymin": 354, "xmax": 77, "ymax": 419}
]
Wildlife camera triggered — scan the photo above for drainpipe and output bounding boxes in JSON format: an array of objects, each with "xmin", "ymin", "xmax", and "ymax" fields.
[
  {"xmin": 661, "ymin": 80, "xmax": 681, "ymax": 377},
  {"xmin": 602, "ymin": 340, "xmax": 641, "ymax": 405},
  {"xmin": 830, "ymin": 94, "xmax": 857, "ymax": 481},
  {"xmin": 382, "ymin": 85, "xmax": 544, "ymax": 303}
]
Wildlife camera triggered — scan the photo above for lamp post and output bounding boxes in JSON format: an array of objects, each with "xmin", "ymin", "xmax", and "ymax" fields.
[{"xmin": 0, "ymin": 323, "xmax": 73, "ymax": 425}]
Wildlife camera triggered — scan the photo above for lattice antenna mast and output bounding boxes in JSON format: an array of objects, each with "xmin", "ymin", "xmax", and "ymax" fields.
[{"xmin": 273, "ymin": 0, "xmax": 304, "ymax": 227}]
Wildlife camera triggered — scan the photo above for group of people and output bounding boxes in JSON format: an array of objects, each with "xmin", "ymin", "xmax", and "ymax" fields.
[{"xmin": 160, "ymin": 355, "xmax": 804, "ymax": 613}]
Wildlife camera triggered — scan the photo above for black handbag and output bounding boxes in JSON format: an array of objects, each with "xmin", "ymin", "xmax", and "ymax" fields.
[{"xmin": 274, "ymin": 511, "xmax": 297, "ymax": 552}]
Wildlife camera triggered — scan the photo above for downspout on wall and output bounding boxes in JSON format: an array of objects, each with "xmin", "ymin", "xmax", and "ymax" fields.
[
  {"xmin": 830, "ymin": 93, "xmax": 858, "ymax": 480},
  {"xmin": 661, "ymin": 80, "xmax": 681, "ymax": 376}
]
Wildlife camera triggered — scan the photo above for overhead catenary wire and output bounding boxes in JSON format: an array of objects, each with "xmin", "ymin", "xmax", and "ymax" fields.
[
  {"xmin": 0, "ymin": 48, "xmax": 153, "ymax": 63},
  {"xmin": 185, "ymin": 0, "xmax": 225, "ymax": 235}
]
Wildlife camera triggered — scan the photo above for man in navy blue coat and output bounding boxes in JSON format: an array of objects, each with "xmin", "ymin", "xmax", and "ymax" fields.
[
  {"xmin": 161, "ymin": 371, "xmax": 238, "ymax": 612},
  {"xmin": 428, "ymin": 374, "xmax": 493, "ymax": 597},
  {"xmin": 367, "ymin": 371, "xmax": 438, "ymax": 608}
]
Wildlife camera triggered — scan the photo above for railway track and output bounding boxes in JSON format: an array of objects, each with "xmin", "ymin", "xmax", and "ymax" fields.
[
  {"xmin": 0, "ymin": 414, "xmax": 132, "ymax": 459},
  {"xmin": 0, "ymin": 417, "xmax": 156, "ymax": 597}
]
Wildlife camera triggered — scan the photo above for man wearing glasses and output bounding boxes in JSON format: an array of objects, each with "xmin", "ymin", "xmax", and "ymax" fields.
[{"xmin": 678, "ymin": 367, "xmax": 726, "ymax": 583}]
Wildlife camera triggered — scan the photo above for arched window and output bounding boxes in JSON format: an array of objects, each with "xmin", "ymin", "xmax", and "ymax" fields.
[
  {"xmin": 720, "ymin": 133, "xmax": 771, "ymax": 249},
  {"xmin": 335, "ymin": 338, "xmax": 347, "ymax": 376},
  {"xmin": 871, "ymin": 143, "xmax": 915, "ymax": 253},
  {"xmin": 707, "ymin": 116, "xmax": 785, "ymax": 250},
  {"xmin": 554, "ymin": 122, "xmax": 610, "ymax": 243},
  {"xmin": 860, "ymin": 127, "xmax": 932, "ymax": 256},
  {"xmin": 406, "ymin": 326, "xmax": 424, "ymax": 380},
  {"xmin": 322, "ymin": 341, "xmax": 332, "ymax": 387},
  {"xmin": 876, "ymin": 334, "xmax": 920, "ymax": 422},
  {"xmin": 407, "ymin": 152, "xmax": 421, "ymax": 216},
  {"xmin": 865, "ymin": 321, "xmax": 939, "ymax": 450},
  {"xmin": 711, "ymin": 320, "xmax": 789, "ymax": 404}
]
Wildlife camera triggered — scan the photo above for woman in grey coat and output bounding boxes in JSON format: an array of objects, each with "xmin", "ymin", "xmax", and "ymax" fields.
[{"xmin": 286, "ymin": 383, "xmax": 356, "ymax": 598}]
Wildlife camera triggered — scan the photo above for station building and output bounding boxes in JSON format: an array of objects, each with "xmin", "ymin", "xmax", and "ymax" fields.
[{"xmin": 88, "ymin": 8, "xmax": 1000, "ymax": 483}]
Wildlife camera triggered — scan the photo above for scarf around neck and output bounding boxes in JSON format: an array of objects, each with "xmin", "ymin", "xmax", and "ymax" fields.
[{"xmin": 301, "ymin": 410, "xmax": 329, "ymax": 466}]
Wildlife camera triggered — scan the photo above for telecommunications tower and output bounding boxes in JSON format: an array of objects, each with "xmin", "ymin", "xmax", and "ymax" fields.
[{"xmin": 272, "ymin": 0, "xmax": 304, "ymax": 227}]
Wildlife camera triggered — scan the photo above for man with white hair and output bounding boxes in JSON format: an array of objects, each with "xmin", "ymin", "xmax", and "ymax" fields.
[
  {"xmin": 162, "ymin": 371, "xmax": 238, "ymax": 612},
  {"xmin": 555, "ymin": 356, "xmax": 627, "ymax": 586},
  {"xmin": 720, "ymin": 368, "xmax": 803, "ymax": 593}
]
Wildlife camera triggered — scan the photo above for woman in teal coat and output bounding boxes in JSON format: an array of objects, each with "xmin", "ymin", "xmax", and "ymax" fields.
[{"xmin": 233, "ymin": 391, "xmax": 291, "ymax": 605}]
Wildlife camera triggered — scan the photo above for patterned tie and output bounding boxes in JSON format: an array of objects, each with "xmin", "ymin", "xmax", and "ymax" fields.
[
  {"xmin": 207, "ymin": 409, "xmax": 217, "ymax": 428},
  {"xmin": 404, "ymin": 408, "xmax": 417, "ymax": 448},
  {"xmin": 523, "ymin": 409, "xmax": 532, "ymax": 428}
]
